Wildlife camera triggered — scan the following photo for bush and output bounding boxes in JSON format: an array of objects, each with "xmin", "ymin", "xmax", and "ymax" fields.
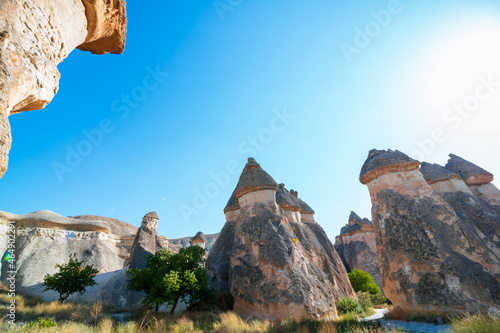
[
  {"xmin": 370, "ymin": 292, "xmax": 388, "ymax": 305},
  {"xmin": 27, "ymin": 317, "xmax": 57, "ymax": 328},
  {"xmin": 356, "ymin": 292, "xmax": 373, "ymax": 312},
  {"xmin": 348, "ymin": 269, "xmax": 381, "ymax": 295},
  {"xmin": 42, "ymin": 253, "xmax": 98, "ymax": 302},
  {"xmin": 336, "ymin": 297, "xmax": 364, "ymax": 315}
]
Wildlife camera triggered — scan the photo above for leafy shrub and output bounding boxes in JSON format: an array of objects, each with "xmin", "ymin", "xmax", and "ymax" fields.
[
  {"xmin": 42, "ymin": 253, "xmax": 98, "ymax": 302},
  {"xmin": 27, "ymin": 317, "xmax": 57, "ymax": 328},
  {"xmin": 356, "ymin": 292, "xmax": 373, "ymax": 312},
  {"xmin": 370, "ymin": 292, "xmax": 388, "ymax": 305},
  {"xmin": 348, "ymin": 269, "xmax": 381, "ymax": 295},
  {"xmin": 336, "ymin": 297, "xmax": 364, "ymax": 315}
]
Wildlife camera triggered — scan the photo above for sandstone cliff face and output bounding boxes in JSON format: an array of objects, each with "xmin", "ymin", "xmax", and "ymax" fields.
[
  {"xmin": 0, "ymin": 210, "xmax": 130, "ymax": 300},
  {"xmin": 360, "ymin": 149, "xmax": 500, "ymax": 317},
  {"xmin": 0, "ymin": 210, "xmax": 169, "ymax": 307},
  {"xmin": 334, "ymin": 212, "xmax": 383, "ymax": 293},
  {"xmin": 0, "ymin": 0, "xmax": 127, "ymax": 178},
  {"xmin": 207, "ymin": 158, "xmax": 355, "ymax": 320}
]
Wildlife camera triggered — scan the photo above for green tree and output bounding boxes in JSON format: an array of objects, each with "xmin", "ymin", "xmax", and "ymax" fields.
[
  {"xmin": 127, "ymin": 246, "xmax": 211, "ymax": 314},
  {"xmin": 348, "ymin": 269, "xmax": 381, "ymax": 295},
  {"xmin": 42, "ymin": 253, "xmax": 98, "ymax": 302}
]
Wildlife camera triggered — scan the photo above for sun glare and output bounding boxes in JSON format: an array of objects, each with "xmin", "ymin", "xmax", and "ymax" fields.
[{"xmin": 427, "ymin": 24, "xmax": 500, "ymax": 111}]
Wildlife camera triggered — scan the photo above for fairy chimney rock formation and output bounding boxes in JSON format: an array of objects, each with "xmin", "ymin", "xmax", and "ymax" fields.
[
  {"xmin": 445, "ymin": 154, "xmax": 500, "ymax": 207},
  {"xmin": 334, "ymin": 212, "xmax": 383, "ymax": 293},
  {"xmin": 233, "ymin": 157, "xmax": 279, "ymax": 207},
  {"xmin": 420, "ymin": 162, "xmax": 472, "ymax": 195},
  {"xmin": 276, "ymin": 184, "xmax": 302, "ymax": 222},
  {"xmin": 0, "ymin": 0, "xmax": 127, "ymax": 178},
  {"xmin": 127, "ymin": 212, "xmax": 159, "ymax": 270},
  {"xmin": 360, "ymin": 149, "xmax": 500, "ymax": 317},
  {"xmin": 207, "ymin": 158, "xmax": 355, "ymax": 320},
  {"xmin": 223, "ymin": 191, "xmax": 241, "ymax": 221},
  {"xmin": 192, "ymin": 231, "xmax": 207, "ymax": 249}
]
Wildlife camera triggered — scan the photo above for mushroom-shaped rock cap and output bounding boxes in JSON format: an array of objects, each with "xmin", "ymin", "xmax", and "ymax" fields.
[
  {"xmin": 144, "ymin": 212, "xmax": 159, "ymax": 220},
  {"xmin": 445, "ymin": 154, "xmax": 494, "ymax": 185},
  {"xmin": 420, "ymin": 162, "xmax": 462, "ymax": 185},
  {"xmin": 192, "ymin": 231, "xmax": 206, "ymax": 243},
  {"xmin": 297, "ymin": 197, "xmax": 315, "ymax": 214},
  {"xmin": 348, "ymin": 211, "xmax": 363, "ymax": 226},
  {"xmin": 233, "ymin": 158, "xmax": 278, "ymax": 198},
  {"xmin": 224, "ymin": 190, "xmax": 240, "ymax": 213},
  {"xmin": 360, "ymin": 149, "xmax": 421, "ymax": 184},
  {"xmin": 276, "ymin": 184, "xmax": 301, "ymax": 211}
]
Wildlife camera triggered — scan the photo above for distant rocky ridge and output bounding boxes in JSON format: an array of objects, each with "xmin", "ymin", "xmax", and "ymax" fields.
[
  {"xmin": 0, "ymin": 210, "xmax": 212, "ymax": 308},
  {"xmin": 207, "ymin": 158, "xmax": 355, "ymax": 320},
  {"xmin": 334, "ymin": 212, "xmax": 383, "ymax": 294},
  {"xmin": 169, "ymin": 233, "xmax": 219, "ymax": 253},
  {"xmin": 0, "ymin": 0, "xmax": 127, "ymax": 178},
  {"xmin": 357, "ymin": 149, "xmax": 500, "ymax": 318}
]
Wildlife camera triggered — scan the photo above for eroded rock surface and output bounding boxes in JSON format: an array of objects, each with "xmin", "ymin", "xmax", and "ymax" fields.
[
  {"xmin": 445, "ymin": 154, "xmax": 500, "ymax": 208},
  {"xmin": 360, "ymin": 149, "xmax": 500, "ymax": 317},
  {"xmin": 207, "ymin": 158, "xmax": 355, "ymax": 320},
  {"xmin": 0, "ymin": 210, "xmax": 167, "ymax": 307},
  {"xmin": 0, "ymin": 210, "xmax": 130, "ymax": 301},
  {"xmin": 334, "ymin": 212, "xmax": 383, "ymax": 293},
  {"xmin": 0, "ymin": 0, "xmax": 127, "ymax": 178}
]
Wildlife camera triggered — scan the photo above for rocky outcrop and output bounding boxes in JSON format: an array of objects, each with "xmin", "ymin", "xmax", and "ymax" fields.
[
  {"xmin": 168, "ymin": 233, "xmax": 219, "ymax": 254},
  {"xmin": 445, "ymin": 154, "xmax": 500, "ymax": 208},
  {"xmin": 360, "ymin": 149, "xmax": 500, "ymax": 318},
  {"xmin": 421, "ymin": 161, "xmax": 500, "ymax": 262},
  {"xmin": 207, "ymin": 158, "xmax": 355, "ymax": 320},
  {"xmin": 0, "ymin": 0, "xmax": 127, "ymax": 178},
  {"xmin": 0, "ymin": 210, "xmax": 131, "ymax": 301},
  {"xmin": 334, "ymin": 212, "xmax": 383, "ymax": 293},
  {"xmin": 0, "ymin": 210, "xmax": 171, "ymax": 307},
  {"xmin": 126, "ymin": 212, "xmax": 159, "ymax": 270}
]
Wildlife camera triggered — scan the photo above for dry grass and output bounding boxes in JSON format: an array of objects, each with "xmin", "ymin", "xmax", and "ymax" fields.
[
  {"xmin": 450, "ymin": 311, "xmax": 500, "ymax": 333},
  {"xmin": 0, "ymin": 292, "xmax": 407, "ymax": 333}
]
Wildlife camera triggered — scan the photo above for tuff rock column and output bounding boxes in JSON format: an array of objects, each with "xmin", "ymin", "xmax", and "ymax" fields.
[
  {"xmin": 360, "ymin": 149, "xmax": 500, "ymax": 318},
  {"xmin": 207, "ymin": 158, "xmax": 355, "ymax": 320}
]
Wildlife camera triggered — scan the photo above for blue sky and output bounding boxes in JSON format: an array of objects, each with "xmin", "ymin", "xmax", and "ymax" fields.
[{"xmin": 2, "ymin": 0, "xmax": 500, "ymax": 240}]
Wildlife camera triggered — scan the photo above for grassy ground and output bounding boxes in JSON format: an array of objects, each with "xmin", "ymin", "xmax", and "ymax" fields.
[
  {"xmin": 3, "ymin": 292, "xmax": 498, "ymax": 332},
  {"xmin": 449, "ymin": 310, "xmax": 500, "ymax": 333},
  {"xmin": 0, "ymin": 293, "xmax": 395, "ymax": 332}
]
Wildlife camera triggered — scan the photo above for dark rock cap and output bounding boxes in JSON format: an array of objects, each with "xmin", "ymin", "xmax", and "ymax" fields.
[
  {"xmin": 233, "ymin": 158, "xmax": 278, "ymax": 198},
  {"xmin": 360, "ymin": 149, "xmax": 421, "ymax": 184},
  {"xmin": 224, "ymin": 190, "xmax": 240, "ymax": 213},
  {"xmin": 348, "ymin": 211, "xmax": 363, "ymax": 226},
  {"xmin": 144, "ymin": 212, "xmax": 158, "ymax": 220},
  {"xmin": 276, "ymin": 184, "xmax": 301, "ymax": 211},
  {"xmin": 420, "ymin": 162, "xmax": 462, "ymax": 185},
  {"xmin": 192, "ymin": 231, "xmax": 206, "ymax": 243},
  {"xmin": 297, "ymin": 197, "xmax": 315, "ymax": 214},
  {"xmin": 445, "ymin": 154, "xmax": 494, "ymax": 185}
]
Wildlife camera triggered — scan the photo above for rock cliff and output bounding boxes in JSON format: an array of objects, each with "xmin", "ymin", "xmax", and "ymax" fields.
[
  {"xmin": 207, "ymin": 158, "xmax": 355, "ymax": 320},
  {"xmin": 0, "ymin": 0, "xmax": 127, "ymax": 178},
  {"xmin": 334, "ymin": 212, "xmax": 383, "ymax": 293},
  {"xmin": 360, "ymin": 149, "xmax": 500, "ymax": 317},
  {"xmin": 0, "ymin": 210, "xmax": 169, "ymax": 307}
]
